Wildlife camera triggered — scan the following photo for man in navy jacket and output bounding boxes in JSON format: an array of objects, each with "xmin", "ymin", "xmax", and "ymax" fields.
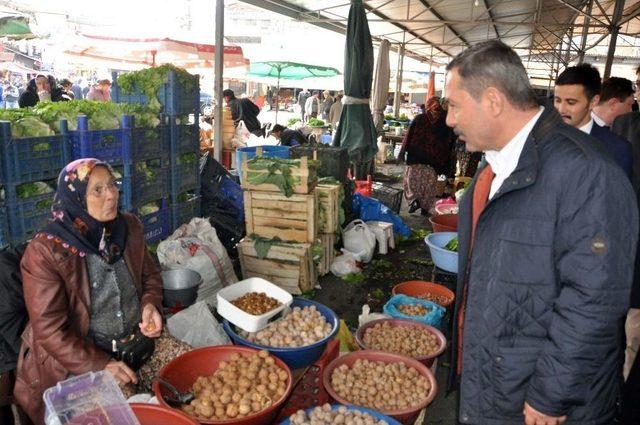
[{"xmin": 554, "ymin": 64, "xmax": 632, "ymax": 179}]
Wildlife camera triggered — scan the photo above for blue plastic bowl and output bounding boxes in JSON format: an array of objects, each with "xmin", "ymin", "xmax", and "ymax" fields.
[
  {"xmin": 223, "ymin": 298, "xmax": 339, "ymax": 369},
  {"xmin": 425, "ymin": 232, "xmax": 459, "ymax": 273},
  {"xmin": 236, "ymin": 145, "xmax": 290, "ymax": 181},
  {"xmin": 279, "ymin": 404, "xmax": 402, "ymax": 424}
]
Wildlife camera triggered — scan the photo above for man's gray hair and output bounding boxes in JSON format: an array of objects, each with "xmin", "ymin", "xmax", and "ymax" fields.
[{"xmin": 446, "ymin": 40, "xmax": 538, "ymax": 110}]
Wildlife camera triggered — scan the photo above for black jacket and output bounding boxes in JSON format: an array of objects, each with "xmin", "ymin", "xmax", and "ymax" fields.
[
  {"xmin": 0, "ymin": 244, "xmax": 27, "ymax": 374},
  {"xmin": 590, "ymin": 123, "xmax": 632, "ymax": 179},
  {"xmin": 229, "ymin": 97, "xmax": 261, "ymax": 134},
  {"xmin": 18, "ymin": 76, "xmax": 69, "ymax": 108},
  {"xmin": 452, "ymin": 107, "xmax": 638, "ymax": 424}
]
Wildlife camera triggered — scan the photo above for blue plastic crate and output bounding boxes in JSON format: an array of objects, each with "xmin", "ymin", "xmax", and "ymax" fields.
[
  {"xmin": 111, "ymin": 70, "xmax": 199, "ymax": 116},
  {"xmin": 72, "ymin": 115, "xmax": 166, "ymax": 165},
  {"xmin": 0, "ymin": 203, "xmax": 7, "ymax": 249},
  {"xmin": 168, "ymin": 120, "xmax": 199, "ymax": 155},
  {"xmin": 171, "ymin": 153, "xmax": 199, "ymax": 196},
  {"xmin": 133, "ymin": 199, "xmax": 170, "ymax": 244},
  {"xmin": 5, "ymin": 183, "xmax": 55, "ymax": 244},
  {"xmin": 219, "ymin": 177, "xmax": 243, "ymax": 219},
  {"xmin": 170, "ymin": 194, "xmax": 201, "ymax": 230},
  {"xmin": 120, "ymin": 162, "xmax": 169, "ymax": 212},
  {"xmin": 0, "ymin": 120, "xmax": 71, "ymax": 184}
]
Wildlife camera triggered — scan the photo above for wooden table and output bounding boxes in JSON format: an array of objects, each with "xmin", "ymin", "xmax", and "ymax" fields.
[{"xmin": 380, "ymin": 132, "xmax": 405, "ymax": 150}]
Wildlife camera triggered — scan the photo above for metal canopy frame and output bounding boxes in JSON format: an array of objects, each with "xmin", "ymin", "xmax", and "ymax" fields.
[{"xmin": 239, "ymin": 0, "xmax": 640, "ymax": 83}]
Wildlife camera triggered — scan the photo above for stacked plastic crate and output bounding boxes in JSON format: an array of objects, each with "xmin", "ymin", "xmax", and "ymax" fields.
[
  {"xmin": 111, "ymin": 70, "xmax": 201, "ymax": 234},
  {"xmin": 0, "ymin": 120, "xmax": 71, "ymax": 246},
  {"xmin": 71, "ymin": 115, "xmax": 170, "ymax": 244}
]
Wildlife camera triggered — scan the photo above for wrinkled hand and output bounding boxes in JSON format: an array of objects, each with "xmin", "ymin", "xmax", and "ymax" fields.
[
  {"xmin": 139, "ymin": 303, "xmax": 162, "ymax": 338},
  {"xmin": 524, "ymin": 402, "xmax": 567, "ymax": 425},
  {"xmin": 104, "ymin": 359, "xmax": 137, "ymax": 385}
]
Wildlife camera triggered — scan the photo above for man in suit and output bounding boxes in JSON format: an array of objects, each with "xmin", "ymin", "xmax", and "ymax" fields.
[
  {"xmin": 554, "ymin": 64, "xmax": 632, "ymax": 179},
  {"xmin": 592, "ymin": 76, "xmax": 635, "ymax": 127}
]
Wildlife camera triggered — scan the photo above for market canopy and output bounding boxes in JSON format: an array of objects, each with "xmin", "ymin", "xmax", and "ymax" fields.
[
  {"xmin": 247, "ymin": 61, "xmax": 340, "ymax": 80},
  {"xmin": 0, "ymin": 10, "xmax": 33, "ymax": 39},
  {"xmin": 62, "ymin": 33, "xmax": 249, "ymax": 71}
]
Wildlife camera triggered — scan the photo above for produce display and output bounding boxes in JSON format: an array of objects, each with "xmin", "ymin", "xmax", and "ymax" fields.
[
  {"xmin": 397, "ymin": 304, "xmax": 431, "ymax": 317},
  {"xmin": 289, "ymin": 404, "xmax": 389, "ymax": 425},
  {"xmin": 239, "ymin": 305, "xmax": 332, "ymax": 348},
  {"xmin": 331, "ymin": 359, "xmax": 430, "ymax": 411},
  {"xmin": 307, "ymin": 118, "xmax": 325, "ymax": 127},
  {"xmin": 138, "ymin": 201, "xmax": 161, "ymax": 216},
  {"xmin": 181, "ymin": 350, "xmax": 288, "ymax": 420},
  {"xmin": 414, "ymin": 293, "xmax": 451, "ymax": 306},
  {"xmin": 245, "ymin": 156, "xmax": 319, "ymax": 197},
  {"xmin": 444, "ymin": 237, "xmax": 458, "ymax": 252},
  {"xmin": 362, "ymin": 322, "xmax": 441, "ymax": 358},
  {"xmin": 231, "ymin": 292, "xmax": 282, "ymax": 316}
]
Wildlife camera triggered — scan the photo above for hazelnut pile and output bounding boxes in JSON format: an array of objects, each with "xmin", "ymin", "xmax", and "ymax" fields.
[
  {"xmin": 397, "ymin": 303, "xmax": 431, "ymax": 316},
  {"xmin": 181, "ymin": 350, "xmax": 288, "ymax": 420},
  {"xmin": 416, "ymin": 293, "xmax": 450, "ymax": 306},
  {"xmin": 330, "ymin": 359, "xmax": 430, "ymax": 412},
  {"xmin": 231, "ymin": 292, "xmax": 281, "ymax": 315},
  {"xmin": 240, "ymin": 305, "xmax": 332, "ymax": 348},
  {"xmin": 362, "ymin": 321, "xmax": 441, "ymax": 358},
  {"xmin": 289, "ymin": 404, "xmax": 389, "ymax": 425}
]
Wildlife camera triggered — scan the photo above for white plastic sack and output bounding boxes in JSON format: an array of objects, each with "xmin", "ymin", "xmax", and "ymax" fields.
[
  {"xmin": 358, "ymin": 304, "xmax": 391, "ymax": 327},
  {"xmin": 157, "ymin": 218, "xmax": 238, "ymax": 307},
  {"xmin": 232, "ymin": 120, "xmax": 250, "ymax": 148},
  {"xmin": 343, "ymin": 219, "xmax": 377, "ymax": 263},
  {"xmin": 246, "ymin": 133, "xmax": 278, "ymax": 147},
  {"xmin": 330, "ymin": 249, "xmax": 362, "ymax": 277},
  {"xmin": 167, "ymin": 301, "xmax": 230, "ymax": 348}
]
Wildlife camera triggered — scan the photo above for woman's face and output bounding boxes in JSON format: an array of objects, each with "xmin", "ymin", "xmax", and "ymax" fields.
[
  {"xmin": 36, "ymin": 76, "xmax": 51, "ymax": 93},
  {"xmin": 86, "ymin": 166, "xmax": 119, "ymax": 222}
]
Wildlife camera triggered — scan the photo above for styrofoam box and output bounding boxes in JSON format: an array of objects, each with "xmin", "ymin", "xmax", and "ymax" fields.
[{"xmin": 217, "ymin": 277, "xmax": 293, "ymax": 332}]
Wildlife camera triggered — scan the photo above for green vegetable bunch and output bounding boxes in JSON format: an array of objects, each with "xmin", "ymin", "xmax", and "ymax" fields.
[
  {"xmin": 307, "ymin": 118, "xmax": 325, "ymax": 127},
  {"xmin": 287, "ymin": 117, "xmax": 301, "ymax": 127},
  {"xmin": 116, "ymin": 64, "xmax": 197, "ymax": 113},
  {"xmin": 444, "ymin": 237, "xmax": 458, "ymax": 252}
]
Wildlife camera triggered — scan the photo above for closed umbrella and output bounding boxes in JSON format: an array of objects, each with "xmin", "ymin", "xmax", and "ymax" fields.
[
  {"xmin": 247, "ymin": 61, "xmax": 340, "ymax": 123},
  {"xmin": 371, "ymin": 39, "xmax": 390, "ymax": 132},
  {"xmin": 333, "ymin": 0, "xmax": 377, "ymax": 178},
  {"xmin": 426, "ymin": 71, "xmax": 436, "ymax": 101}
]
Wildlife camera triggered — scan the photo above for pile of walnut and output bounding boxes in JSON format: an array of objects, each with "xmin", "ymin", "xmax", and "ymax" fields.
[
  {"xmin": 231, "ymin": 292, "xmax": 281, "ymax": 315},
  {"xmin": 289, "ymin": 404, "xmax": 389, "ymax": 425},
  {"xmin": 416, "ymin": 293, "xmax": 450, "ymax": 306},
  {"xmin": 331, "ymin": 359, "xmax": 430, "ymax": 412},
  {"xmin": 240, "ymin": 305, "xmax": 332, "ymax": 348},
  {"xmin": 182, "ymin": 350, "xmax": 288, "ymax": 420},
  {"xmin": 362, "ymin": 321, "xmax": 440, "ymax": 358},
  {"xmin": 397, "ymin": 303, "xmax": 431, "ymax": 316}
]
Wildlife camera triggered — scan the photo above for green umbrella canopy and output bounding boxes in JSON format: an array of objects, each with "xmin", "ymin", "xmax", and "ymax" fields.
[
  {"xmin": 0, "ymin": 13, "xmax": 33, "ymax": 39},
  {"xmin": 247, "ymin": 61, "xmax": 340, "ymax": 80},
  {"xmin": 333, "ymin": 0, "xmax": 377, "ymax": 176}
]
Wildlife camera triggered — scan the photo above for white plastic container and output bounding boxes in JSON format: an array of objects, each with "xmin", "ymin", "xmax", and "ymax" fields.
[{"xmin": 216, "ymin": 277, "xmax": 293, "ymax": 332}]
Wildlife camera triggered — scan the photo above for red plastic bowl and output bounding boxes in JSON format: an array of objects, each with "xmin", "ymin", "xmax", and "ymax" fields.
[
  {"xmin": 392, "ymin": 280, "xmax": 455, "ymax": 309},
  {"xmin": 323, "ymin": 351, "xmax": 438, "ymax": 424},
  {"xmin": 130, "ymin": 403, "xmax": 199, "ymax": 425},
  {"xmin": 153, "ymin": 345, "xmax": 293, "ymax": 425},
  {"xmin": 355, "ymin": 318, "xmax": 446, "ymax": 368},
  {"xmin": 429, "ymin": 213, "xmax": 458, "ymax": 232}
]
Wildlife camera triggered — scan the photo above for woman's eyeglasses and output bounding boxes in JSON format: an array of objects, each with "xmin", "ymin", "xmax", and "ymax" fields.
[{"xmin": 88, "ymin": 180, "xmax": 120, "ymax": 198}]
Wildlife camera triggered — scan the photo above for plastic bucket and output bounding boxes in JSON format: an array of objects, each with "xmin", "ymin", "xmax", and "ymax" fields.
[
  {"xmin": 323, "ymin": 350, "xmax": 437, "ymax": 424},
  {"xmin": 236, "ymin": 145, "xmax": 290, "ymax": 181},
  {"xmin": 424, "ymin": 232, "xmax": 458, "ymax": 273},
  {"xmin": 429, "ymin": 213, "xmax": 458, "ymax": 232},
  {"xmin": 392, "ymin": 281, "xmax": 455, "ymax": 309},
  {"xmin": 355, "ymin": 318, "xmax": 447, "ymax": 368},
  {"xmin": 278, "ymin": 404, "xmax": 401, "ymax": 424},
  {"xmin": 223, "ymin": 298, "xmax": 339, "ymax": 369},
  {"xmin": 130, "ymin": 403, "xmax": 198, "ymax": 425}
]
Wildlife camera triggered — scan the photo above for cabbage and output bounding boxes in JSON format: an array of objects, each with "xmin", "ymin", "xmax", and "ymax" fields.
[
  {"xmin": 12, "ymin": 116, "xmax": 54, "ymax": 138},
  {"xmin": 89, "ymin": 110, "xmax": 120, "ymax": 130},
  {"xmin": 138, "ymin": 202, "xmax": 160, "ymax": 216},
  {"xmin": 16, "ymin": 181, "xmax": 54, "ymax": 199}
]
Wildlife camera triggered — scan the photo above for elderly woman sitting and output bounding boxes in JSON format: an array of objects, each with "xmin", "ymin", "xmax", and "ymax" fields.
[{"xmin": 14, "ymin": 158, "xmax": 163, "ymax": 425}]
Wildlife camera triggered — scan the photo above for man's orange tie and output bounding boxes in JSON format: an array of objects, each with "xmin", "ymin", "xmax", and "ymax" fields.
[{"xmin": 457, "ymin": 164, "xmax": 495, "ymax": 374}]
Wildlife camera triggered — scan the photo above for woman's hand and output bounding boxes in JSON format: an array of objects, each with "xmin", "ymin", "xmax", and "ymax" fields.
[
  {"xmin": 105, "ymin": 359, "xmax": 137, "ymax": 385},
  {"xmin": 139, "ymin": 303, "xmax": 162, "ymax": 338}
]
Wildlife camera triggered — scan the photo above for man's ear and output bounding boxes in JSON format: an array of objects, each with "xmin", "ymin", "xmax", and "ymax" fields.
[
  {"xmin": 483, "ymin": 87, "xmax": 504, "ymax": 117},
  {"xmin": 589, "ymin": 94, "xmax": 600, "ymax": 110}
]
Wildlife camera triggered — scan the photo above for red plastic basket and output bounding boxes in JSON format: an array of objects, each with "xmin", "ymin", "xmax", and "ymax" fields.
[{"xmin": 275, "ymin": 338, "xmax": 340, "ymax": 421}]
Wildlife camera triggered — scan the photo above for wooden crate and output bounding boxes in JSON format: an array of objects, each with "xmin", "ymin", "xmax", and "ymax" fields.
[
  {"xmin": 244, "ymin": 190, "xmax": 318, "ymax": 243},
  {"xmin": 317, "ymin": 183, "xmax": 341, "ymax": 234},
  {"xmin": 241, "ymin": 155, "xmax": 317, "ymax": 195},
  {"xmin": 318, "ymin": 233, "xmax": 337, "ymax": 276},
  {"xmin": 238, "ymin": 237, "xmax": 316, "ymax": 294}
]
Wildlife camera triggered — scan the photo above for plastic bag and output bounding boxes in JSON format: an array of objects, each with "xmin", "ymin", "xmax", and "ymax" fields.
[
  {"xmin": 232, "ymin": 120, "xmax": 250, "ymax": 148},
  {"xmin": 352, "ymin": 193, "xmax": 411, "ymax": 237},
  {"xmin": 343, "ymin": 219, "xmax": 377, "ymax": 263},
  {"xmin": 157, "ymin": 218, "xmax": 238, "ymax": 307},
  {"xmin": 337, "ymin": 320, "xmax": 358, "ymax": 352},
  {"xmin": 358, "ymin": 304, "xmax": 391, "ymax": 327},
  {"xmin": 167, "ymin": 301, "xmax": 230, "ymax": 348},
  {"xmin": 383, "ymin": 294, "xmax": 446, "ymax": 329},
  {"xmin": 330, "ymin": 249, "xmax": 362, "ymax": 277}
]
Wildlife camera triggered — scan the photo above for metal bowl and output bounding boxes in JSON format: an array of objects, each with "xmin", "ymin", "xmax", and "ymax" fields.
[{"xmin": 161, "ymin": 269, "xmax": 202, "ymax": 309}]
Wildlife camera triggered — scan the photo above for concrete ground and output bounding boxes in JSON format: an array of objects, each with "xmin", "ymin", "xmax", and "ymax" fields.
[{"xmin": 312, "ymin": 162, "xmax": 458, "ymax": 425}]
